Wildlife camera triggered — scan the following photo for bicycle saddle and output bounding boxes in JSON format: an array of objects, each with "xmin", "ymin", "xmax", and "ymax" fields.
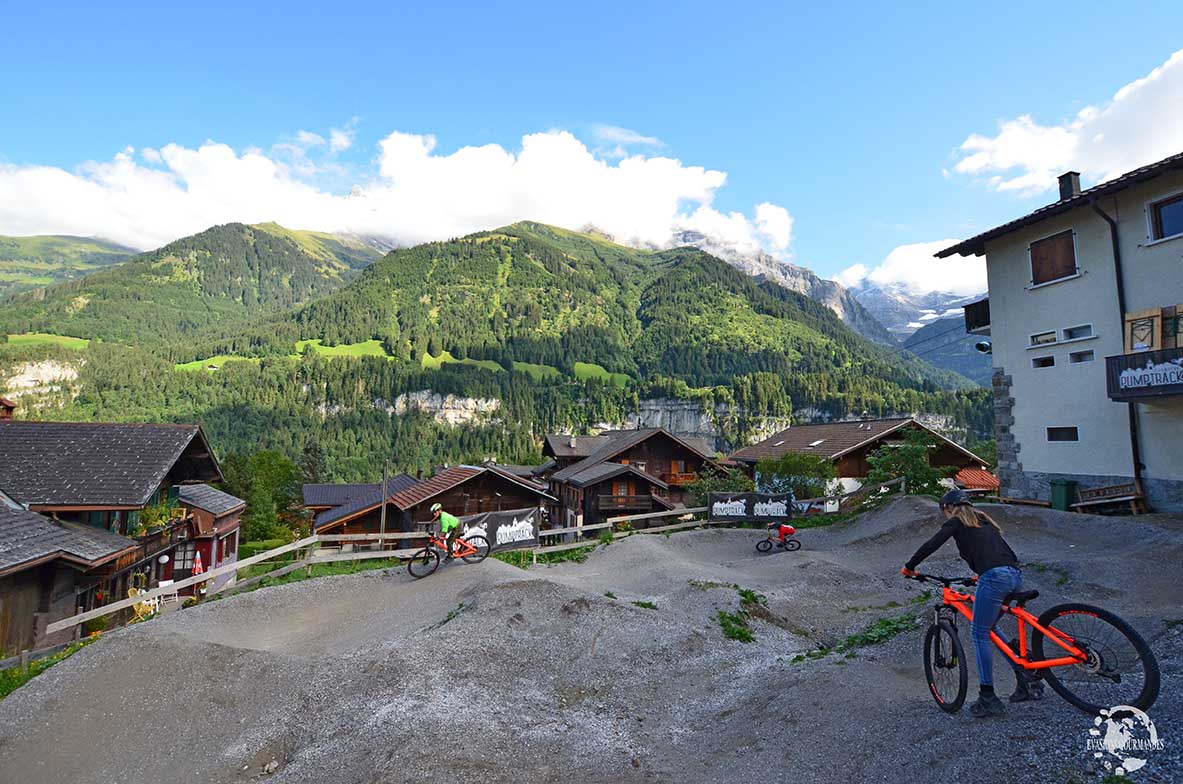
[{"xmin": 1003, "ymin": 589, "xmax": 1039, "ymax": 607}]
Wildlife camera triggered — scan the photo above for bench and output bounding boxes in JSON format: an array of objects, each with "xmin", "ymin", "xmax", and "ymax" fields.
[
  {"xmin": 1071, "ymin": 482, "xmax": 1147, "ymax": 515},
  {"xmin": 998, "ymin": 496, "xmax": 1052, "ymax": 508}
]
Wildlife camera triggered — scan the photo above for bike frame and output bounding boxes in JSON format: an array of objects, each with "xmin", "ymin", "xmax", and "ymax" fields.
[
  {"xmin": 938, "ymin": 584, "xmax": 1087, "ymax": 671},
  {"xmin": 426, "ymin": 531, "xmax": 478, "ymax": 557}
]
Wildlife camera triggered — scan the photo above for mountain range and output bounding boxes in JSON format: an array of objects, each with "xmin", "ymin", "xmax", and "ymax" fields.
[{"xmin": 0, "ymin": 234, "xmax": 136, "ymax": 297}]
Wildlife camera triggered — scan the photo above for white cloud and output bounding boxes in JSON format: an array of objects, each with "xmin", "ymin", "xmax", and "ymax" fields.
[
  {"xmin": 294, "ymin": 130, "xmax": 326, "ymax": 148},
  {"xmin": 951, "ymin": 48, "xmax": 1183, "ymax": 195},
  {"xmin": 833, "ymin": 240, "xmax": 985, "ymax": 296},
  {"xmin": 329, "ymin": 128, "xmax": 353, "ymax": 153},
  {"xmin": 0, "ymin": 128, "xmax": 793, "ymax": 257},
  {"xmin": 591, "ymin": 124, "xmax": 663, "ymax": 147}
]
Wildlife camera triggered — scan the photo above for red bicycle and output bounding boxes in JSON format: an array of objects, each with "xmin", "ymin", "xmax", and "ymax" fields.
[
  {"xmin": 905, "ymin": 573, "xmax": 1159, "ymax": 715},
  {"xmin": 407, "ymin": 526, "xmax": 490, "ymax": 579}
]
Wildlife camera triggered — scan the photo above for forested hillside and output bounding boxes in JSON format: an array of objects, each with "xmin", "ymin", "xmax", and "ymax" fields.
[
  {"xmin": 0, "ymin": 223, "xmax": 379, "ymax": 343},
  {"xmin": 1, "ymin": 222, "xmax": 992, "ymax": 480},
  {"xmin": 0, "ymin": 234, "xmax": 135, "ymax": 297}
]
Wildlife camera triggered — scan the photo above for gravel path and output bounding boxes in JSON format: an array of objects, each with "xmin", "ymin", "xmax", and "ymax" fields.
[{"xmin": 1, "ymin": 497, "xmax": 1178, "ymax": 783}]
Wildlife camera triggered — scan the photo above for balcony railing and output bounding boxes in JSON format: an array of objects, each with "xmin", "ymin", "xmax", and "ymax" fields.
[
  {"xmin": 664, "ymin": 472, "xmax": 698, "ymax": 486},
  {"xmin": 597, "ymin": 495, "xmax": 655, "ymax": 511},
  {"xmin": 963, "ymin": 297, "xmax": 990, "ymax": 335},
  {"xmin": 1106, "ymin": 346, "xmax": 1183, "ymax": 401}
]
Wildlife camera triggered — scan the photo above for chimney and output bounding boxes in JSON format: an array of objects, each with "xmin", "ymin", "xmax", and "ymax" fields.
[
  {"xmin": 1058, "ymin": 171, "xmax": 1081, "ymax": 201},
  {"xmin": 568, "ymin": 436, "xmax": 577, "ymax": 448}
]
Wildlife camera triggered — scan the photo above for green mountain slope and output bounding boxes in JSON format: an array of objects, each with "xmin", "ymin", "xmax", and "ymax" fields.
[
  {"xmin": 0, "ymin": 235, "xmax": 135, "ymax": 297},
  {"xmin": 0, "ymin": 223, "xmax": 380, "ymax": 343},
  {"xmin": 903, "ymin": 316, "xmax": 992, "ymax": 387}
]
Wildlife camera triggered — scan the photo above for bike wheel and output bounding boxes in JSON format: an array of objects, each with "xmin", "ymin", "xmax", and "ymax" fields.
[
  {"xmin": 461, "ymin": 535, "xmax": 490, "ymax": 564},
  {"xmin": 923, "ymin": 620, "xmax": 967, "ymax": 713},
  {"xmin": 756, "ymin": 539, "xmax": 773, "ymax": 553},
  {"xmin": 406, "ymin": 548, "xmax": 440, "ymax": 579},
  {"xmin": 1032, "ymin": 603, "xmax": 1160, "ymax": 714},
  {"xmin": 784, "ymin": 539, "xmax": 801, "ymax": 552}
]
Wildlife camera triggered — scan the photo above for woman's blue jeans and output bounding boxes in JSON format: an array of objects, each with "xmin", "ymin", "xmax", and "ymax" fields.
[{"xmin": 972, "ymin": 566, "xmax": 1022, "ymax": 687}]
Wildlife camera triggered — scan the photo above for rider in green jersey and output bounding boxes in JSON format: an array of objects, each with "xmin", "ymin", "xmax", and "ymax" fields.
[{"xmin": 431, "ymin": 503, "xmax": 461, "ymax": 559}]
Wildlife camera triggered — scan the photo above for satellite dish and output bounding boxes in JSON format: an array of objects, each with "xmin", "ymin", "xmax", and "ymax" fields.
[{"xmin": 974, "ymin": 340, "xmax": 993, "ymax": 354}]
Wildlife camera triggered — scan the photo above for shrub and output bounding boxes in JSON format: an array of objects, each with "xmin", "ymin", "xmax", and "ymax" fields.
[{"xmin": 865, "ymin": 428, "xmax": 958, "ymax": 497}]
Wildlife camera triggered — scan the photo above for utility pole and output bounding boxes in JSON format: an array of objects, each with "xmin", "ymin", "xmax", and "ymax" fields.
[{"xmin": 378, "ymin": 459, "xmax": 389, "ymax": 551}]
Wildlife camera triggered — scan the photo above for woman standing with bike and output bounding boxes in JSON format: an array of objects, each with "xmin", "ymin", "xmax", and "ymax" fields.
[{"xmin": 901, "ymin": 489, "xmax": 1030, "ymax": 718}]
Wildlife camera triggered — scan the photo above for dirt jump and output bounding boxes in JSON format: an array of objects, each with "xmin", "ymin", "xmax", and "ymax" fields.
[{"xmin": 1, "ymin": 497, "xmax": 1179, "ymax": 783}]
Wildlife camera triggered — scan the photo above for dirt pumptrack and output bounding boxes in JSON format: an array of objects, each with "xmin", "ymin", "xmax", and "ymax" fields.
[{"xmin": 1, "ymin": 497, "xmax": 1180, "ymax": 784}]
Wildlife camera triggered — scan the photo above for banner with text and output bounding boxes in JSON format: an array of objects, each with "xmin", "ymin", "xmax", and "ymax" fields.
[
  {"xmin": 707, "ymin": 493, "xmax": 793, "ymax": 523},
  {"xmin": 460, "ymin": 507, "xmax": 540, "ymax": 550}
]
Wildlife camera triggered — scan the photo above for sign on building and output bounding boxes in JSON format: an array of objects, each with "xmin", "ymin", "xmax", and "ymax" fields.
[
  {"xmin": 707, "ymin": 493, "xmax": 793, "ymax": 523},
  {"xmin": 460, "ymin": 507, "xmax": 539, "ymax": 550}
]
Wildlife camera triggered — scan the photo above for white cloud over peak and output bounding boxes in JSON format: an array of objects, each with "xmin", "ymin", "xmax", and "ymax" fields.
[
  {"xmin": 0, "ymin": 127, "xmax": 794, "ymax": 257},
  {"xmin": 951, "ymin": 48, "xmax": 1183, "ymax": 195},
  {"xmin": 591, "ymin": 124, "xmax": 663, "ymax": 147},
  {"xmin": 834, "ymin": 239, "xmax": 985, "ymax": 296}
]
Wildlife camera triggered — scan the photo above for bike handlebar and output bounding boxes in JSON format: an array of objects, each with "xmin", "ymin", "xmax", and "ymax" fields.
[{"xmin": 904, "ymin": 572, "xmax": 977, "ymax": 587}]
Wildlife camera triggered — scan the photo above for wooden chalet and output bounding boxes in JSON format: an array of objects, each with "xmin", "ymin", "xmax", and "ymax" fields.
[
  {"xmin": 547, "ymin": 428, "xmax": 718, "ymax": 528},
  {"xmin": 0, "ymin": 504, "xmax": 138, "ymax": 655},
  {"xmin": 176, "ymin": 484, "xmax": 246, "ymax": 594},
  {"xmin": 312, "ymin": 465, "xmax": 556, "ymax": 536},
  {"xmin": 302, "ymin": 476, "xmax": 417, "ymax": 514},
  {"xmin": 729, "ymin": 417, "xmax": 990, "ymax": 493},
  {"xmin": 0, "ymin": 419, "xmax": 224, "ymax": 616},
  {"xmin": 0, "ymin": 397, "xmax": 15, "ymax": 420}
]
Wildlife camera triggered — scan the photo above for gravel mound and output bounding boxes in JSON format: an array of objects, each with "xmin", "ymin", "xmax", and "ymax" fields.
[{"xmin": 1, "ymin": 497, "xmax": 1179, "ymax": 783}]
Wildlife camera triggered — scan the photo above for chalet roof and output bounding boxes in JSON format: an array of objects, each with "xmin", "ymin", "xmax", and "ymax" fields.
[
  {"xmin": 729, "ymin": 418, "xmax": 988, "ymax": 467},
  {"xmin": 491, "ymin": 461, "xmax": 554, "ymax": 478},
  {"xmin": 177, "ymin": 484, "xmax": 245, "ymax": 516},
  {"xmin": 565, "ymin": 462, "xmax": 670, "ymax": 490},
  {"xmin": 543, "ymin": 434, "xmax": 611, "ymax": 458},
  {"xmin": 551, "ymin": 428, "xmax": 716, "ymax": 484},
  {"xmin": 0, "ymin": 506, "xmax": 137, "ymax": 577},
  {"xmin": 937, "ymin": 151, "xmax": 1183, "ymax": 258},
  {"xmin": 0, "ymin": 396, "xmax": 15, "ymax": 407},
  {"xmin": 955, "ymin": 467, "xmax": 1000, "ymax": 491},
  {"xmin": 390, "ymin": 465, "xmax": 555, "ymax": 510},
  {"xmin": 0, "ymin": 421, "xmax": 220, "ymax": 507},
  {"xmin": 302, "ymin": 475, "xmax": 419, "ymax": 509}
]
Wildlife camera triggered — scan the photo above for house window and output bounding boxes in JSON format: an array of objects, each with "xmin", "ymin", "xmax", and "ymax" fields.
[
  {"xmin": 174, "ymin": 542, "xmax": 196, "ymax": 570},
  {"xmin": 1069, "ymin": 350, "xmax": 1095, "ymax": 364},
  {"xmin": 1063, "ymin": 324, "xmax": 1093, "ymax": 341},
  {"xmin": 1047, "ymin": 427, "xmax": 1079, "ymax": 442},
  {"xmin": 1029, "ymin": 330, "xmax": 1057, "ymax": 347},
  {"xmin": 1032, "ymin": 356, "xmax": 1055, "ymax": 369},
  {"xmin": 1029, "ymin": 230, "xmax": 1077, "ymax": 286},
  {"xmin": 672, "ymin": 459, "xmax": 685, "ymax": 474},
  {"xmin": 1149, "ymin": 193, "xmax": 1183, "ymax": 241}
]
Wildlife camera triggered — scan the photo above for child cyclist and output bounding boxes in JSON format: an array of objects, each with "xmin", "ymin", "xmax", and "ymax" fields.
[
  {"xmin": 901, "ymin": 489, "xmax": 1040, "ymax": 718},
  {"xmin": 430, "ymin": 503, "xmax": 462, "ymax": 559}
]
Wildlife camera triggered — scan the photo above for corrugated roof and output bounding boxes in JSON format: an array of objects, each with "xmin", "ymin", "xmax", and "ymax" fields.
[
  {"xmin": 551, "ymin": 428, "xmax": 716, "ymax": 484},
  {"xmin": 0, "ymin": 421, "xmax": 218, "ymax": 507},
  {"xmin": 730, "ymin": 418, "xmax": 916, "ymax": 462},
  {"xmin": 177, "ymin": 484, "xmax": 245, "ymax": 516},
  {"xmin": 937, "ymin": 151, "xmax": 1183, "ymax": 258},
  {"xmin": 956, "ymin": 467, "xmax": 1000, "ymax": 491},
  {"xmin": 0, "ymin": 506, "xmax": 136, "ymax": 576},
  {"xmin": 302, "ymin": 475, "xmax": 419, "ymax": 509},
  {"xmin": 565, "ymin": 462, "xmax": 670, "ymax": 490}
]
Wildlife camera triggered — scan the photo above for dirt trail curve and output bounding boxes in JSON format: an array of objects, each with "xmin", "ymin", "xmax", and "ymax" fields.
[{"xmin": 1, "ymin": 497, "xmax": 1179, "ymax": 784}]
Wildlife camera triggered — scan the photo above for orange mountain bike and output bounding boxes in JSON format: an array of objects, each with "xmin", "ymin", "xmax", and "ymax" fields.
[
  {"xmin": 407, "ymin": 526, "xmax": 490, "ymax": 579},
  {"xmin": 905, "ymin": 573, "xmax": 1160, "ymax": 715}
]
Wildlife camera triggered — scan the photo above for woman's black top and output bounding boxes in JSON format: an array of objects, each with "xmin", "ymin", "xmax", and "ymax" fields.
[{"xmin": 905, "ymin": 515, "xmax": 1018, "ymax": 575}]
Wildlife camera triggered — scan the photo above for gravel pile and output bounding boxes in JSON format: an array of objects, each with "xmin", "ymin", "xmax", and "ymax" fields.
[{"xmin": 1, "ymin": 497, "xmax": 1178, "ymax": 783}]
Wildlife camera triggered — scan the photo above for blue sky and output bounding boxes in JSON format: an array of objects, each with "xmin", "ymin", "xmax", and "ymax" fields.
[{"xmin": 2, "ymin": 1, "xmax": 1181, "ymax": 293}]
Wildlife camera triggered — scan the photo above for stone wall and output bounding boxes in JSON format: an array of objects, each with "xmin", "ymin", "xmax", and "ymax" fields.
[{"xmin": 992, "ymin": 368, "xmax": 1022, "ymax": 497}]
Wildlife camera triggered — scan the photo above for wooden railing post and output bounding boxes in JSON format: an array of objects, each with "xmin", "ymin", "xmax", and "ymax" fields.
[{"xmin": 19, "ymin": 649, "xmax": 29, "ymax": 673}]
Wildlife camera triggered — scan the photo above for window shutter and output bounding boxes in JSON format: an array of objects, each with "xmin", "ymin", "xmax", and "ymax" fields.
[{"xmin": 1031, "ymin": 230, "xmax": 1076, "ymax": 285}]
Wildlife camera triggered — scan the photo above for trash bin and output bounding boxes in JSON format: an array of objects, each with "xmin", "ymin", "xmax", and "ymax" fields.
[{"xmin": 1049, "ymin": 479, "xmax": 1077, "ymax": 511}]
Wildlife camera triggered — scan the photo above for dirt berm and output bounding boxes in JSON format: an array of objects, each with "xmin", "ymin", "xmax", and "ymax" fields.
[{"xmin": 1, "ymin": 497, "xmax": 1179, "ymax": 783}]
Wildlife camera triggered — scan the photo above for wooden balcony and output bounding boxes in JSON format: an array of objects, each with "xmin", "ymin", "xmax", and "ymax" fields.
[
  {"xmin": 664, "ymin": 472, "xmax": 698, "ymax": 486},
  {"xmin": 597, "ymin": 495, "xmax": 655, "ymax": 511},
  {"xmin": 1106, "ymin": 346, "xmax": 1183, "ymax": 401},
  {"xmin": 963, "ymin": 298, "xmax": 990, "ymax": 335}
]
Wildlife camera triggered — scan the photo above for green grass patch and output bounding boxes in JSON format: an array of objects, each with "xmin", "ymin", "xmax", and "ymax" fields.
[
  {"xmin": 6, "ymin": 332, "xmax": 90, "ymax": 350},
  {"xmin": 738, "ymin": 587, "xmax": 767, "ymax": 608},
  {"xmin": 631, "ymin": 600, "xmax": 658, "ymax": 610},
  {"xmin": 175, "ymin": 354, "xmax": 261, "ymax": 371},
  {"xmin": 791, "ymin": 613, "xmax": 919, "ymax": 663},
  {"xmin": 573, "ymin": 361, "xmax": 629, "ymax": 387},
  {"xmin": 511, "ymin": 361, "xmax": 561, "ymax": 380},
  {"xmin": 237, "ymin": 538, "xmax": 287, "ymax": 559},
  {"xmin": 603, "ymin": 591, "xmax": 617, "ymax": 599},
  {"xmin": 492, "ymin": 544, "xmax": 601, "ymax": 569},
  {"xmin": 295, "ymin": 338, "xmax": 390, "ymax": 358},
  {"xmin": 1023, "ymin": 561, "xmax": 1070, "ymax": 586},
  {"xmin": 843, "ymin": 590, "xmax": 932, "ymax": 614},
  {"xmin": 0, "ymin": 635, "xmax": 100, "ymax": 701},
  {"xmin": 233, "ymin": 556, "xmax": 402, "ymax": 593},
  {"xmin": 420, "ymin": 350, "xmax": 503, "ymax": 373},
  {"xmin": 718, "ymin": 610, "xmax": 755, "ymax": 643}
]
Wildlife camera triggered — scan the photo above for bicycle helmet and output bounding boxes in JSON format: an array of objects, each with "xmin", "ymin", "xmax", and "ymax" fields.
[
  {"xmin": 940, "ymin": 488, "xmax": 972, "ymax": 507},
  {"xmin": 430, "ymin": 503, "xmax": 442, "ymax": 513}
]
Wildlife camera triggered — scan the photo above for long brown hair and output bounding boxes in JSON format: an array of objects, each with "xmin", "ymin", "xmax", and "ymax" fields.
[{"xmin": 949, "ymin": 504, "xmax": 1002, "ymax": 532}]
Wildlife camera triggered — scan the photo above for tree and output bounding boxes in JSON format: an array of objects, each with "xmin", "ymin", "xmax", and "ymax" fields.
[
  {"xmin": 220, "ymin": 450, "xmax": 308, "ymax": 541},
  {"xmin": 299, "ymin": 440, "xmax": 328, "ymax": 484},
  {"xmin": 755, "ymin": 453, "xmax": 838, "ymax": 500},
  {"xmin": 864, "ymin": 428, "xmax": 958, "ymax": 497},
  {"xmin": 685, "ymin": 466, "xmax": 755, "ymax": 506}
]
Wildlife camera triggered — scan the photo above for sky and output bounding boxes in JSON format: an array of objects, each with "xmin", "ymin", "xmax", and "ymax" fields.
[{"xmin": 1, "ymin": 1, "xmax": 1182, "ymax": 295}]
